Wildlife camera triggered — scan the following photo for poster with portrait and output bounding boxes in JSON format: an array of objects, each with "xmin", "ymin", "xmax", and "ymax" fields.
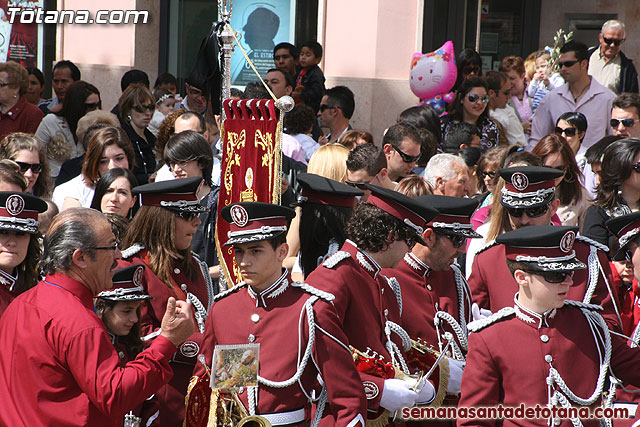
[
  {"xmin": 1, "ymin": 0, "xmax": 43, "ymax": 68},
  {"xmin": 229, "ymin": 0, "xmax": 296, "ymax": 88}
]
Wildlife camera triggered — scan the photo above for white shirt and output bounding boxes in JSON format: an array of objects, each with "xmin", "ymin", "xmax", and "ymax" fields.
[
  {"xmin": 35, "ymin": 114, "xmax": 85, "ymax": 178},
  {"xmin": 155, "ymin": 157, "xmax": 221, "ymax": 186},
  {"xmin": 51, "ymin": 174, "xmax": 95, "ymax": 211},
  {"xmin": 490, "ymin": 106, "xmax": 526, "ymax": 146},
  {"xmin": 465, "ymin": 221, "xmax": 492, "ymax": 279}
]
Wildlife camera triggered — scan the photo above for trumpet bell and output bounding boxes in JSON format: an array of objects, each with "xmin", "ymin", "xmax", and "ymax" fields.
[{"xmin": 236, "ymin": 415, "xmax": 273, "ymax": 427}]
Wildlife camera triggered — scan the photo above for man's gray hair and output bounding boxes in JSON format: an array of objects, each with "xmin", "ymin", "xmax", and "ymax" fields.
[
  {"xmin": 601, "ymin": 20, "xmax": 625, "ymax": 38},
  {"xmin": 424, "ymin": 153, "xmax": 467, "ymax": 189},
  {"xmin": 41, "ymin": 208, "xmax": 105, "ymax": 275}
]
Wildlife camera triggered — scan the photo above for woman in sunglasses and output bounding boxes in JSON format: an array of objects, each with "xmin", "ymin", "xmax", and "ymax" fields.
[
  {"xmin": 0, "ymin": 133, "xmax": 51, "ymax": 197},
  {"xmin": 442, "ymin": 77, "xmax": 500, "ymax": 151},
  {"xmin": 36, "ymin": 81, "xmax": 100, "ymax": 178},
  {"xmin": 470, "ymin": 145, "xmax": 512, "ymax": 230},
  {"xmin": 117, "ymin": 83, "xmax": 157, "ymax": 184},
  {"xmin": 51, "ymin": 126, "xmax": 134, "ymax": 211},
  {"xmin": 119, "ymin": 177, "xmax": 213, "ymax": 426},
  {"xmin": 453, "ymin": 48, "xmax": 483, "ymax": 91},
  {"xmin": 584, "ymin": 138, "xmax": 640, "ymax": 249},
  {"xmin": 554, "ymin": 112, "xmax": 587, "ymax": 159},
  {"xmin": 532, "ymin": 134, "xmax": 589, "ymax": 229}
]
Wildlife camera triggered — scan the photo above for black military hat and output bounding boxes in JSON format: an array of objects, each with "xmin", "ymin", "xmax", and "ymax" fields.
[
  {"xmin": 0, "ymin": 191, "xmax": 47, "ymax": 234},
  {"xmin": 499, "ymin": 166, "xmax": 562, "ymax": 209},
  {"xmin": 221, "ymin": 202, "xmax": 295, "ymax": 246},
  {"xmin": 364, "ymin": 184, "xmax": 439, "ymax": 246},
  {"xmin": 296, "ymin": 173, "xmax": 363, "ymax": 207},
  {"xmin": 496, "ymin": 225, "xmax": 586, "ymax": 272},
  {"xmin": 605, "ymin": 211, "xmax": 640, "ymax": 259},
  {"xmin": 97, "ymin": 265, "xmax": 152, "ymax": 302},
  {"xmin": 416, "ymin": 195, "xmax": 482, "ymax": 239},
  {"xmin": 132, "ymin": 177, "xmax": 208, "ymax": 214}
]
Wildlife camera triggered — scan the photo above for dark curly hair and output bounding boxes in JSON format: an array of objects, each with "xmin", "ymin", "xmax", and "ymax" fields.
[
  {"xmin": 284, "ymin": 104, "xmax": 315, "ymax": 135},
  {"xmin": 345, "ymin": 202, "xmax": 415, "ymax": 253}
]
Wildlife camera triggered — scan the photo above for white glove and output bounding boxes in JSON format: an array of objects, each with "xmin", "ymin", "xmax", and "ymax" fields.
[
  {"xmin": 472, "ymin": 303, "xmax": 492, "ymax": 322},
  {"xmin": 446, "ymin": 358, "xmax": 465, "ymax": 395},
  {"xmin": 415, "ymin": 379, "xmax": 436, "ymax": 404},
  {"xmin": 380, "ymin": 378, "xmax": 419, "ymax": 411}
]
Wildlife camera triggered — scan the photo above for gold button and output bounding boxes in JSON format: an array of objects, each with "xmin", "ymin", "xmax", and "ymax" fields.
[{"xmin": 251, "ymin": 313, "xmax": 260, "ymax": 323}]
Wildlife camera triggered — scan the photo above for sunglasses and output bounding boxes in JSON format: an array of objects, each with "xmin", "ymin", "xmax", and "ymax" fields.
[
  {"xmin": 610, "ymin": 118, "xmax": 639, "ymax": 128},
  {"xmin": 481, "ymin": 170, "xmax": 497, "ymax": 179},
  {"xmin": 435, "ymin": 231, "xmax": 466, "ymax": 249},
  {"xmin": 558, "ymin": 60, "xmax": 579, "ymax": 68},
  {"xmin": 467, "ymin": 93, "xmax": 489, "ymax": 104},
  {"xmin": 319, "ymin": 104, "xmax": 335, "ymax": 112},
  {"xmin": 506, "ymin": 203, "xmax": 551, "ymax": 218},
  {"xmin": 633, "ymin": 162, "xmax": 640, "ymax": 173},
  {"xmin": 175, "ymin": 211, "xmax": 198, "ymax": 221},
  {"xmin": 554, "ymin": 126, "xmax": 577, "ymax": 137},
  {"xmin": 404, "ymin": 236, "xmax": 417, "ymax": 249},
  {"xmin": 133, "ymin": 104, "xmax": 155, "ymax": 113},
  {"xmin": 603, "ymin": 37, "xmax": 624, "ymax": 46},
  {"xmin": 463, "ymin": 66, "xmax": 480, "ymax": 74},
  {"xmin": 92, "ymin": 241, "xmax": 119, "ymax": 251},
  {"xmin": 85, "ymin": 101, "xmax": 101, "ymax": 111},
  {"xmin": 345, "ymin": 180, "xmax": 370, "ymax": 189},
  {"xmin": 188, "ymin": 87, "xmax": 204, "ymax": 97},
  {"xmin": 524, "ymin": 269, "xmax": 574, "ymax": 284},
  {"xmin": 391, "ymin": 144, "xmax": 420, "ymax": 163},
  {"xmin": 16, "ymin": 161, "xmax": 43, "ymax": 174}
]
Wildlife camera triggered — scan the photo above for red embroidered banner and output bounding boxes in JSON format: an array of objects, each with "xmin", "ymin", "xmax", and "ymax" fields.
[{"xmin": 216, "ymin": 99, "xmax": 282, "ymax": 286}]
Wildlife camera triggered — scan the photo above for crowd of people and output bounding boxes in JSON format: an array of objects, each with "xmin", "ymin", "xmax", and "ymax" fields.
[{"xmin": 2, "ymin": 17, "xmax": 640, "ymax": 427}]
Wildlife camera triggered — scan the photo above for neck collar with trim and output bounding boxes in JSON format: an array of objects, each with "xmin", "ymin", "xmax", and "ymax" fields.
[
  {"xmin": 343, "ymin": 239, "xmax": 381, "ymax": 279},
  {"xmin": 247, "ymin": 269, "xmax": 289, "ymax": 308},
  {"xmin": 403, "ymin": 252, "xmax": 430, "ymax": 277},
  {"xmin": 513, "ymin": 293, "xmax": 556, "ymax": 329},
  {"xmin": 0, "ymin": 268, "xmax": 17, "ymax": 291}
]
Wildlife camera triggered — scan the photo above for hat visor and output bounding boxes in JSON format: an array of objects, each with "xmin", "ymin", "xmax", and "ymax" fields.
[
  {"xmin": 611, "ymin": 229, "xmax": 640, "ymax": 261},
  {"xmin": 436, "ymin": 227, "xmax": 483, "ymax": 239},
  {"xmin": 98, "ymin": 294, "xmax": 153, "ymax": 302},
  {"xmin": 0, "ymin": 221, "xmax": 39, "ymax": 235},
  {"xmin": 415, "ymin": 234, "xmax": 427, "ymax": 247},
  {"xmin": 166, "ymin": 204, "xmax": 209, "ymax": 215},
  {"xmin": 519, "ymin": 258, "xmax": 587, "ymax": 273},
  {"xmin": 500, "ymin": 192, "xmax": 554, "ymax": 209},
  {"xmin": 223, "ymin": 231, "xmax": 285, "ymax": 247}
]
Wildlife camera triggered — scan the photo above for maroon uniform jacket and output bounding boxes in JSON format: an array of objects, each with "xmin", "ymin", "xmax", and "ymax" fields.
[
  {"xmin": 193, "ymin": 270, "xmax": 366, "ymax": 426},
  {"xmin": 383, "ymin": 253, "xmax": 472, "ymax": 427},
  {"xmin": 468, "ymin": 238, "xmax": 621, "ymax": 330},
  {"xmin": 458, "ymin": 299, "xmax": 640, "ymax": 427},
  {"xmin": 305, "ymin": 240, "xmax": 410, "ymax": 419},
  {"xmin": 118, "ymin": 246, "xmax": 215, "ymax": 427},
  {"xmin": 0, "ymin": 273, "xmax": 176, "ymax": 426}
]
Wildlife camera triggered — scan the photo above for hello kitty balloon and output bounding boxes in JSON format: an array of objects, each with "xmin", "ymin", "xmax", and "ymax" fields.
[{"xmin": 410, "ymin": 41, "xmax": 457, "ymax": 116}]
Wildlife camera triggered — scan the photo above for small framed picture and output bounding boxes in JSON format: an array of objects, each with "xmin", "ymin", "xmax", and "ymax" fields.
[{"xmin": 211, "ymin": 343, "xmax": 260, "ymax": 390}]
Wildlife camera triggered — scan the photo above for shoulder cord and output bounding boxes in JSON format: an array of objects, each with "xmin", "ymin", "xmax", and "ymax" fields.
[
  {"xmin": 452, "ymin": 264, "xmax": 473, "ymax": 326},
  {"xmin": 581, "ymin": 245, "xmax": 599, "ymax": 304},
  {"xmin": 385, "ymin": 320, "xmax": 411, "ymax": 374},
  {"xmin": 547, "ymin": 308, "xmax": 611, "ymax": 426},
  {"xmin": 632, "ymin": 316, "xmax": 640, "ymax": 348},
  {"xmin": 310, "ymin": 387, "xmax": 328, "ymax": 427},
  {"xmin": 467, "ymin": 306, "xmax": 515, "ymax": 332},
  {"xmin": 186, "ymin": 292, "xmax": 206, "ymax": 333},
  {"xmin": 194, "ymin": 254, "xmax": 215, "ymax": 309},
  {"xmin": 248, "ymin": 386, "xmax": 257, "ymax": 416},
  {"xmin": 434, "ymin": 312, "xmax": 466, "ymax": 361},
  {"xmin": 385, "ymin": 276, "xmax": 403, "ymax": 316}
]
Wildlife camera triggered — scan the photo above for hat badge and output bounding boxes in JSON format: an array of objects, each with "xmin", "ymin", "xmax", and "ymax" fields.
[
  {"xmin": 511, "ymin": 172, "xmax": 529, "ymax": 191},
  {"xmin": 5, "ymin": 195, "xmax": 24, "ymax": 216},
  {"xmin": 133, "ymin": 266, "xmax": 144, "ymax": 287},
  {"xmin": 230, "ymin": 204, "xmax": 249, "ymax": 227},
  {"xmin": 560, "ymin": 230, "xmax": 576, "ymax": 253}
]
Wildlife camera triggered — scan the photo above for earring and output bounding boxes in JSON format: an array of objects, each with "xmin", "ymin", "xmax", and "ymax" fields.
[{"xmin": 127, "ymin": 115, "xmax": 132, "ymax": 122}]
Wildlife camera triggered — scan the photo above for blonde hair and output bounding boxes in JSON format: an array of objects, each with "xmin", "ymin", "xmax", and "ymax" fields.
[
  {"xmin": 76, "ymin": 110, "xmax": 120, "ymax": 145},
  {"xmin": 307, "ymin": 143, "xmax": 349, "ymax": 182},
  {"xmin": 396, "ymin": 175, "xmax": 431, "ymax": 198},
  {"xmin": 524, "ymin": 51, "xmax": 538, "ymax": 82}
]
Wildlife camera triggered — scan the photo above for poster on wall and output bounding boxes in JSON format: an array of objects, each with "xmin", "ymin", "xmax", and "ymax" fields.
[
  {"xmin": 230, "ymin": 0, "xmax": 296, "ymax": 88},
  {"xmin": 0, "ymin": 0, "xmax": 43, "ymax": 68}
]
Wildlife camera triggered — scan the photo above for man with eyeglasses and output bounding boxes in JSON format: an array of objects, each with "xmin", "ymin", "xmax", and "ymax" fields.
[
  {"xmin": 485, "ymin": 71, "xmax": 526, "ymax": 146},
  {"xmin": 610, "ymin": 93, "xmax": 640, "ymax": 139},
  {"xmin": 383, "ymin": 123, "xmax": 422, "ymax": 182},
  {"xmin": 466, "ymin": 166, "xmax": 621, "ymax": 330},
  {"xmin": 346, "ymin": 143, "xmax": 396, "ymax": 200},
  {"xmin": 0, "ymin": 208, "xmax": 195, "ymax": 426},
  {"xmin": 588, "ymin": 20, "xmax": 638, "ymax": 95},
  {"xmin": 381, "ymin": 196, "xmax": 482, "ymax": 423},
  {"xmin": 459, "ymin": 225, "xmax": 640, "ymax": 427},
  {"xmin": 317, "ymin": 85, "xmax": 354, "ymax": 145},
  {"xmin": 175, "ymin": 73, "xmax": 207, "ymax": 115},
  {"xmin": 529, "ymin": 41, "xmax": 616, "ymax": 151}
]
